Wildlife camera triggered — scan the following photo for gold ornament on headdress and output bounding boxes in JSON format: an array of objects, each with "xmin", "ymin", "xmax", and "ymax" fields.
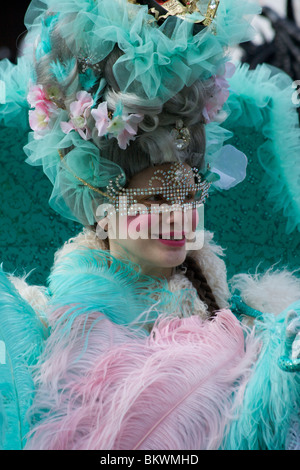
[
  {"xmin": 148, "ymin": 0, "xmax": 220, "ymax": 27},
  {"xmin": 202, "ymin": 0, "xmax": 220, "ymax": 26},
  {"xmin": 84, "ymin": 1, "xmax": 220, "ymax": 71}
]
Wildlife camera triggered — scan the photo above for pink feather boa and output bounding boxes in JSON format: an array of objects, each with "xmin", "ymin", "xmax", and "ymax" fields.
[{"xmin": 25, "ymin": 309, "xmax": 259, "ymax": 450}]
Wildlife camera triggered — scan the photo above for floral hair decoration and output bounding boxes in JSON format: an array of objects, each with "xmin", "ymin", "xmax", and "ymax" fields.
[
  {"xmin": 27, "ymin": 57, "xmax": 233, "ymax": 146},
  {"xmin": 91, "ymin": 101, "xmax": 144, "ymax": 150},
  {"xmin": 26, "ymin": 58, "xmax": 247, "ymax": 226},
  {"xmin": 28, "ymin": 85, "xmax": 144, "ymax": 149},
  {"xmin": 28, "ymin": 84, "xmax": 61, "ymax": 140}
]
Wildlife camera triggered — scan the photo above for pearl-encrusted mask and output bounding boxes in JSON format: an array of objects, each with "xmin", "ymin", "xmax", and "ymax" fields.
[{"xmin": 105, "ymin": 163, "xmax": 211, "ymax": 216}]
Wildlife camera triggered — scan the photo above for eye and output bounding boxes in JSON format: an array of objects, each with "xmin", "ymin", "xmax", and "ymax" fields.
[
  {"xmin": 145, "ymin": 194, "xmax": 164, "ymax": 203},
  {"xmin": 184, "ymin": 192, "xmax": 195, "ymax": 202}
]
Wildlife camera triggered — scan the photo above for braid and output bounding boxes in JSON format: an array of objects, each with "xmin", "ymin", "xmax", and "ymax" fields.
[{"xmin": 183, "ymin": 256, "xmax": 219, "ymax": 318}]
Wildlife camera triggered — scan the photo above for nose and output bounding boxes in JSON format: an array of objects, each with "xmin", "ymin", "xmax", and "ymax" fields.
[
  {"xmin": 160, "ymin": 207, "xmax": 184, "ymax": 234},
  {"xmin": 164, "ymin": 208, "xmax": 183, "ymax": 225}
]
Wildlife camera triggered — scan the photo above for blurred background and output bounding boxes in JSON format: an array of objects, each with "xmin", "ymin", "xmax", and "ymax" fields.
[
  {"xmin": 0, "ymin": 2, "xmax": 30, "ymax": 62},
  {"xmin": 0, "ymin": 0, "xmax": 299, "ymax": 286}
]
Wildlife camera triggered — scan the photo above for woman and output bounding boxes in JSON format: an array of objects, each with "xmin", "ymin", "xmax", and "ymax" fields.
[{"xmin": 0, "ymin": 0, "xmax": 299, "ymax": 450}]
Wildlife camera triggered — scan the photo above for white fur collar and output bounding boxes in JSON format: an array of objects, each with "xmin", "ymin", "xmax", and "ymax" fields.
[
  {"xmin": 52, "ymin": 228, "xmax": 231, "ymax": 319},
  {"xmin": 51, "ymin": 228, "xmax": 300, "ymax": 316}
]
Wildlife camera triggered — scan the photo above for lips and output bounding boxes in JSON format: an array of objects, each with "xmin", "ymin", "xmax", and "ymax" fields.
[
  {"xmin": 158, "ymin": 232, "xmax": 185, "ymax": 240},
  {"xmin": 156, "ymin": 232, "xmax": 186, "ymax": 247}
]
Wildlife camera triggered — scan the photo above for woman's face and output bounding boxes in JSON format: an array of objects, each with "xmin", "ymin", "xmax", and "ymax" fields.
[{"xmin": 105, "ymin": 163, "xmax": 200, "ymax": 278}]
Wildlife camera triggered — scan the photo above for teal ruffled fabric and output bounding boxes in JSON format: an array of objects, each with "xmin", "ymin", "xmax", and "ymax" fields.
[
  {"xmin": 204, "ymin": 63, "xmax": 300, "ymax": 278},
  {"xmin": 23, "ymin": 120, "xmax": 124, "ymax": 225},
  {"xmin": 22, "ymin": 0, "xmax": 260, "ymax": 101},
  {"xmin": 0, "ymin": 57, "xmax": 33, "ymax": 131},
  {"xmin": 225, "ymin": 63, "xmax": 300, "ymax": 235}
]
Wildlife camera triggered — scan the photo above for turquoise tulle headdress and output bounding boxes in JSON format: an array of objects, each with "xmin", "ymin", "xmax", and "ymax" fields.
[{"xmin": 0, "ymin": 0, "xmax": 261, "ymax": 225}]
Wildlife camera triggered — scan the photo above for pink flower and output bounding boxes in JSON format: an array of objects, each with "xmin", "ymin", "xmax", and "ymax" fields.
[
  {"xmin": 203, "ymin": 62, "xmax": 236, "ymax": 123},
  {"xmin": 203, "ymin": 88, "xmax": 229, "ymax": 123},
  {"xmin": 27, "ymin": 84, "xmax": 52, "ymax": 108},
  {"xmin": 91, "ymin": 102, "xmax": 110, "ymax": 136},
  {"xmin": 60, "ymin": 91, "xmax": 94, "ymax": 140},
  {"xmin": 92, "ymin": 101, "xmax": 143, "ymax": 149},
  {"xmin": 112, "ymin": 114, "xmax": 144, "ymax": 150},
  {"xmin": 27, "ymin": 84, "xmax": 60, "ymax": 139},
  {"xmin": 29, "ymin": 102, "xmax": 53, "ymax": 139}
]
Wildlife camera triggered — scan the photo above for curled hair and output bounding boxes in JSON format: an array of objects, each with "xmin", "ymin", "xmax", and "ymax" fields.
[
  {"xmin": 95, "ymin": 79, "xmax": 212, "ymax": 181},
  {"xmin": 32, "ymin": 18, "xmax": 215, "ymax": 183}
]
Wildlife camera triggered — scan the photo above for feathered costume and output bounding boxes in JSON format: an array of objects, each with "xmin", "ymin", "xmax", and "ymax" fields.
[{"xmin": 0, "ymin": 0, "xmax": 299, "ymax": 451}]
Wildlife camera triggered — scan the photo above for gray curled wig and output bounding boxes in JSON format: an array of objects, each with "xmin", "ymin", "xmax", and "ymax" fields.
[
  {"xmin": 95, "ymin": 45, "xmax": 213, "ymax": 179},
  {"xmin": 98, "ymin": 74, "xmax": 212, "ymax": 181},
  {"xmin": 33, "ymin": 17, "xmax": 215, "ymax": 185}
]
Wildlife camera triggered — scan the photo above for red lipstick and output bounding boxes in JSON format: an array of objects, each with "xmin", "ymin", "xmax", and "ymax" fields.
[{"xmin": 156, "ymin": 232, "xmax": 186, "ymax": 247}]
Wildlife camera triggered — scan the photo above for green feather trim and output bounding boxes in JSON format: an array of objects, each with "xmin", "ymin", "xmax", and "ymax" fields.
[
  {"xmin": 0, "ymin": 269, "xmax": 48, "ymax": 450},
  {"xmin": 47, "ymin": 247, "xmax": 197, "ymax": 332},
  {"xmin": 50, "ymin": 58, "xmax": 77, "ymax": 85},
  {"xmin": 221, "ymin": 301, "xmax": 300, "ymax": 450}
]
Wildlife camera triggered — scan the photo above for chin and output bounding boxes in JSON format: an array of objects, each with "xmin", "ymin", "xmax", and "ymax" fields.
[{"xmin": 157, "ymin": 245, "xmax": 187, "ymax": 268}]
